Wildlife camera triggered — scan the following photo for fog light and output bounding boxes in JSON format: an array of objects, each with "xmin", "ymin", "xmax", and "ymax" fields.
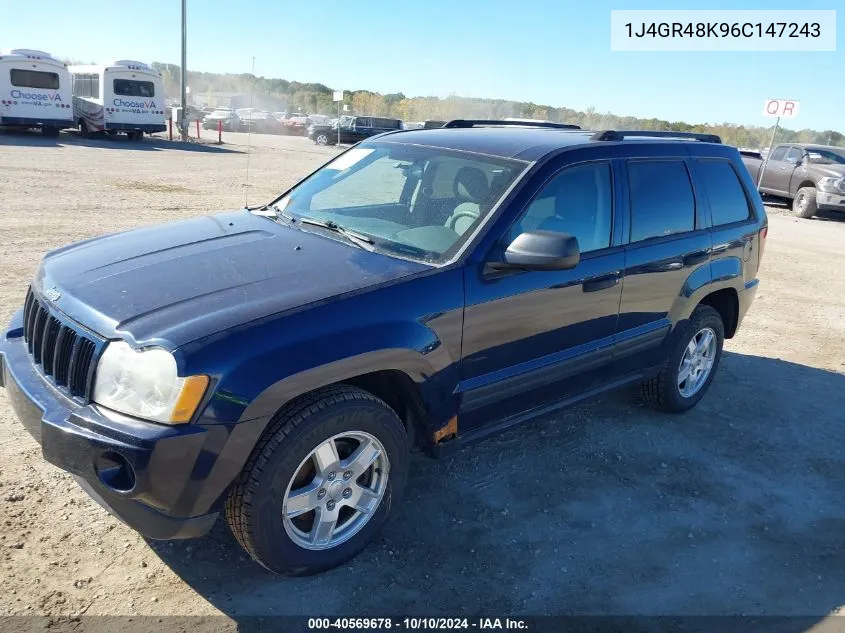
[{"xmin": 94, "ymin": 451, "xmax": 136, "ymax": 493}]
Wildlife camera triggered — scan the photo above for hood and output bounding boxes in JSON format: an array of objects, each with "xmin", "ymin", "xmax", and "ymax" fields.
[
  {"xmin": 809, "ymin": 164, "xmax": 845, "ymax": 178},
  {"xmin": 34, "ymin": 210, "xmax": 428, "ymax": 348}
]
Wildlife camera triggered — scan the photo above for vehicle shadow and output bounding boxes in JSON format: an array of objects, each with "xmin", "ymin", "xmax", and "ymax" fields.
[
  {"xmin": 148, "ymin": 351, "xmax": 845, "ymax": 626},
  {"xmin": 0, "ymin": 128, "xmax": 240, "ymax": 153},
  {"xmin": 763, "ymin": 196, "xmax": 845, "ymax": 223}
]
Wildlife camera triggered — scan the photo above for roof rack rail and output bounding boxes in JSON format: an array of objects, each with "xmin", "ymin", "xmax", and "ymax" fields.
[
  {"xmin": 443, "ymin": 119, "xmax": 582, "ymax": 130},
  {"xmin": 591, "ymin": 130, "xmax": 722, "ymax": 144}
]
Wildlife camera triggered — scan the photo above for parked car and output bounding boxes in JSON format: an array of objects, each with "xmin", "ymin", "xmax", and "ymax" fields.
[
  {"xmin": 240, "ymin": 110, "xmax": 284, "ymax": 134},
  {"xmin": 0, "ymin": 122, "xmax": 766, "ymax": 576},
  {"xmin": 741, "ymin": 143, "xmax": 845, "ymax": 218},
  {"xmin": 281, "ymin": 113, "xmax": 310, "ymax": 136},
  {"xmin": 308, "ymin": 115, "xmax": 402, "ymax": 145},
  {"xmin": 202, "ymin": 109, "xmax": 240, "ymax": 132}
]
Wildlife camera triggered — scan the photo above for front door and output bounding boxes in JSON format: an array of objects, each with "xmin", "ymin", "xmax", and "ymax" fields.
[{"xmin": 459, "ymin": 159, "xmax": 624, "ymax": 433}]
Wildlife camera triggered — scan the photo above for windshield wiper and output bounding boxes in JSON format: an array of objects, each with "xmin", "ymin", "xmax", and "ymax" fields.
[{"xmin": 299, "ymin": 217, "xmax": 377, "ymax": 252}]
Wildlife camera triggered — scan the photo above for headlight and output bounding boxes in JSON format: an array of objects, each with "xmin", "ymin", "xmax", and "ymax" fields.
[
  {"xmin": 817, "ymin": 177, "xmax": 844, "ymax": 192},
  {"xmin": 92, "ymin": 341, "xmax": 209, "ymax": 424}
]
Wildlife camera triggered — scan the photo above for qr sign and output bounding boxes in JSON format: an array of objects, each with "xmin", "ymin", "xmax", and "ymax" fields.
[{"xmin": 763, "ymin": 99, "xmax": 800, "ymax": 118}]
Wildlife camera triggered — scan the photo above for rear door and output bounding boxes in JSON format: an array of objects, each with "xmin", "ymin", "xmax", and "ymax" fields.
[
  {"xmin": 759, "ymin": 146, "xmax": 790, "ymax": 194},
  {"xmin": 615, "ymin": 157, "xmax": 712, "ymax": 375}
]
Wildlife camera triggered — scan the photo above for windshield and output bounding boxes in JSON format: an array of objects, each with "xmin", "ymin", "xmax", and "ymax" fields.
[
  {"xmin": 807, "ymin": 149, "xmax": 845, "ymax": 165},
  {"xmin": 272, "ymin": 142, "xmax": 527, "ymax": 262}
]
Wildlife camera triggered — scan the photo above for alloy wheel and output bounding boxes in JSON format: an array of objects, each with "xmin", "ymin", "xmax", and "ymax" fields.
[
  {"xmin": 677, "ymin": 327, "xmax": 717, "ymax": 398},
  {"xmin": 282, "ymin": 431, "xmax": 389, "ymax": 550}
]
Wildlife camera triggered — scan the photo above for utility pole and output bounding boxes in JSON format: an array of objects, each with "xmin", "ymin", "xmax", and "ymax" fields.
[{"xmin": 180, "ymin": 0, "xmax": 188, "ymax": 141}]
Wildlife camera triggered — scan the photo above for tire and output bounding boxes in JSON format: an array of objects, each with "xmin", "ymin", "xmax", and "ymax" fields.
[
  {"xmin": 78, "ymin": 120, "xmax": 89, "ymax": 138},
  {"xmin": 127, "ymin": 131, "xmax": 143, "ymax": 141},
  {"xmin": 225, "ymin": 385, "xmax": 409, "ymax": 575},
  {"xmin": 641, "ymin": 305, "xmax": 725, "ymax": 413},
  {"xmin": 315, "ymin": 133, "xmax": 329, "ymax": 146},
  {"xmin": 41, "ymin": 126, "xmax": 59, "ymax": 138},
  {"xmin": 793, "ymin": 186, "xmax": 818, "ymax": 219}
]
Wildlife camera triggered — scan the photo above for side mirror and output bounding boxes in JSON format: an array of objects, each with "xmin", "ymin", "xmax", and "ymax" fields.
[{"xmin": 494, "ymin": 231, "xmax": 580, "ymax": 271}]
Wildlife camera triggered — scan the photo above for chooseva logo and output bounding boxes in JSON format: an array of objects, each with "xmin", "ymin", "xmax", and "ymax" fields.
[
  {"xmin": 10, "ymin": 90, "xmax": 63, "ymax": 102},
  {"xmin": 113, "ymin": 98, "xmax": 156, "ymax": 109}
]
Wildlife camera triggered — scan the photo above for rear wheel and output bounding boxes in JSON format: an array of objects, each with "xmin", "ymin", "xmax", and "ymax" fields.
[
  {"xmin": 793, "ymin": 187, "xmax": 818, "ymax": 219},
  {"xmin": 41, "ymin": 126, "xmax": 59, "ymax": 138},
  {"xmin": 641, "ymin": 305, "xmax": 725, "ymax": 413},
  {"xmin": 315, "ymin": 133, "xmax": 329, "ymax": 146},
  {"xmin": 225, "ymin": 385, "xmax": 409, "ymax": 575},
  {"xmin": 127, "ymin": 130, "xmax": 143, "ymax": 141},
  {"xmin": 78, "ymin": 120, "xmax": 90, "ymax": 138}
]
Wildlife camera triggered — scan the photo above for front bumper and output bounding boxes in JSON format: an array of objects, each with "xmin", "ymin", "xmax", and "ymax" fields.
[
  {"xmin": 0, "ymin": 310, "xmax": 265, "ymax": 540},
  {"xmin": 816, "ymin": 191, "xmax": 845, "ymax": 211}
]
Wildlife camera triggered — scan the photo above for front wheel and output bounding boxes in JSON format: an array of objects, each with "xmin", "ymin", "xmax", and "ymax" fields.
[
  {"xmin": 793, "ymin": 187, "xmax": 818, "ymax": 219},
  {"xmin": 315, "ymin": 133, "xmax": 329, "ymax": 146},
  {"xmin": 225, "ymin": 385, "xmax": 409, "ymax": 575},
  {"xmin": 641, "ymin": 305, "xmax": 725, "ymax": 413}
]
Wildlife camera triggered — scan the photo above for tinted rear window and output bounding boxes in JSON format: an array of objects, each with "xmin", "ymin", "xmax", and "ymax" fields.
[
  {"xmin": 113, "ymin": 79, "xmax": 155, "ymax": 97},
  {"xmin": 373, "ymin": 118, "xmax": 401, "ymax": 129},
  {"xmin": 628, "ymin": 160, "xmax": 695, "ymax": 242},
  {"xmin": 696, "ymin": 159, "xmax": 752, "ymax": 226},
  {"xmin": 10, "ymin": 69, "xmax": 59, "ymax": 90}
]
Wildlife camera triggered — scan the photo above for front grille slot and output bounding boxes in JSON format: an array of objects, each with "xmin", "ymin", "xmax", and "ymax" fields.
[{"xmin": 21, "ymin": 287, "xmax": 100, "ymax": 400}]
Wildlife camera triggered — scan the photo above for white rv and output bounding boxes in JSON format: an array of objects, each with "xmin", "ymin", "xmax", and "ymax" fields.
[
  {"xmin": 0, "ymin": 49, "xmax": 73, "ymax": 136},
  {"xmin": 69, "ymin": 61, "xmax": 166, "ymax": 139}
]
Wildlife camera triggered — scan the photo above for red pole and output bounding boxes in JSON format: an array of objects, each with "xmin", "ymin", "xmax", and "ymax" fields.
[
  {"xmin": 218, "ymin": 120, "xmax": 222, "ymax": 144},
  {"xmin": 196, "ymin": 118, "xmax": 200, "ymax": 139},
  {"xmin": 168, "ymin": 118, "xmax": 173, "ymax": 141}
]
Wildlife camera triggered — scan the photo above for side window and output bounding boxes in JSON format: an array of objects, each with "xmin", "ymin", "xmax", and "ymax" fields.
[
  {"xmin": 628, "ymin": 160, "xmax": 695, "ymax": 242},
  {"xmin": 696, "ymin": 160, "xmax": 752, "ymax": 226},
  {"xmin": 508, "ymin": 162, "xmax": 613, "ymax": 253},
  {"xmin": 785, "ymin": 147, "xmax": 803, "ymax": 163},
  {"xmin": 769, "ymin": 146, "xmax": 788, "ymax": 162},
  {"xmin": 356, "ymin": 117, "xmax": 372, "ymax": 128}
]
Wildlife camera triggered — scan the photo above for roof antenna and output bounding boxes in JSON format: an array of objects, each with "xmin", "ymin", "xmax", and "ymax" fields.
[{"xmin": 244, "ymin": 55, "xmax": 255, "ymax": 208}]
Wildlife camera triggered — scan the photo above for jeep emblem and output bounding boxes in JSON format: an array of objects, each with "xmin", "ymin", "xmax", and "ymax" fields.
[{"xmin": 44, "ymin": 286, "xmax": 61, "ymax": 302}]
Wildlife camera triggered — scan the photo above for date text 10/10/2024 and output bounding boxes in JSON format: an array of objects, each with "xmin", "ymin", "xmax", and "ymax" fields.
[{"xmin": 308, "ymin": 618, "xmax": 529, "ymax": 630}]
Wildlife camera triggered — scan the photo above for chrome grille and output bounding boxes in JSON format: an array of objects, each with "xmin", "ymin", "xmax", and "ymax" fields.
[{"xmin": 22, "ymin": 286, "xmax": 101, "ymax": 400}]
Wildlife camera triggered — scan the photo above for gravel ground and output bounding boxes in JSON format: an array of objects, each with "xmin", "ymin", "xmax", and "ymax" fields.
[{"xmin": 1, "ymin": 129, "xmax": 845, "ymax": 628}]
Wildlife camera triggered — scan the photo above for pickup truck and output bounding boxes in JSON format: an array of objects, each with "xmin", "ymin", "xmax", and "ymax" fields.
[
  {"xmin": 742, "ymin": 143, "xmax": 845, "ymax": 218},
  {"xmin": 308, "ymin": 115, "xmax": 402, "ymax": 146}
]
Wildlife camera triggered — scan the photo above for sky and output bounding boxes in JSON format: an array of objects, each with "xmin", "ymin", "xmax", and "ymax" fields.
[{"xmin": 1, "ymin": 0, "xmax": 841, "ymax": 132}]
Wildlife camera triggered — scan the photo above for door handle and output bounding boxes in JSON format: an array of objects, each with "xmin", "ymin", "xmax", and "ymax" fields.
[
  {"xmin": 582, "ymin": 273, "xmax": 620, "ymax": 293},
  {"xmin": 683, "ymin": 250, "xmax": 710, "ymax": 266}
]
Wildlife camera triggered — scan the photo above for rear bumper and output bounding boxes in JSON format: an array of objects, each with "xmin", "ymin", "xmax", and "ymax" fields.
[
  {"xmin": 0, "ymin": 116, "xmax": 73, "ymax": 128},
  {"xmin": 105, "ymin": 122, "xmax": 167, "ymax": 133},
  {"xmin": 816, "ymin": 191, "xmax": 845, "ymax": 211},
  {"xmin": 0, "ymin": 310, "xmax": 267, "ymax": 539}
]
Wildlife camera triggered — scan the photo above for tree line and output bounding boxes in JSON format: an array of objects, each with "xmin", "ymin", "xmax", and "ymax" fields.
[{"xmin": 151, "ymin": 62, "xmax": 843, "ymax": 149}]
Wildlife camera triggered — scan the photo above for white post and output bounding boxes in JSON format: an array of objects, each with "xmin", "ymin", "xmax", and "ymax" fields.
[
  {"xmin": 180, "ymin": 0, "xmax": 188, "ymax": 141},
  {"xmin": 757, "ymin": 116, "xmax": 780, "ymax": 190}
]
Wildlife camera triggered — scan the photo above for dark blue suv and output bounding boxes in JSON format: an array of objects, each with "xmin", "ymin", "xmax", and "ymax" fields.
[{"xmin": 0, "ymin": 121, "xmax": 766, "ymax": 575}]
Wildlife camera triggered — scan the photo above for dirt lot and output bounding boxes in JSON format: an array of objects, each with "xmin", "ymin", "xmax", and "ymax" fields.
[{"xmin": 1, "ymin": 129, "xmax": 845, "ymax": 627}]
